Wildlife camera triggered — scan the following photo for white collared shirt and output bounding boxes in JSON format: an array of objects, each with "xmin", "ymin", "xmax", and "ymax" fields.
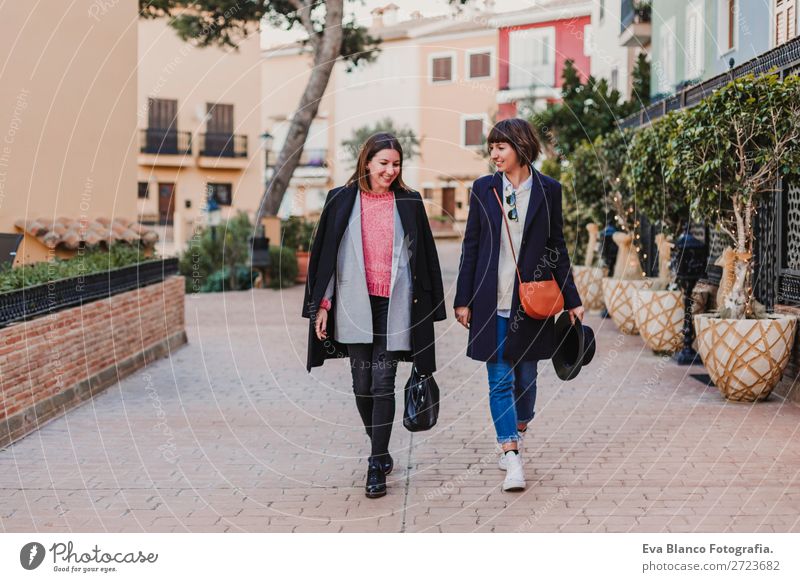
[{"xmin": 497, "ymin": 169, "xmax": 534, "ymax": 317}]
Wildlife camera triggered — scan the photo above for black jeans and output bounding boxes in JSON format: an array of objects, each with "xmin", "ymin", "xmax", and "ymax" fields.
[{"xmin": 347, "ymin": 295, "xmax": 400, "ymax": 461}]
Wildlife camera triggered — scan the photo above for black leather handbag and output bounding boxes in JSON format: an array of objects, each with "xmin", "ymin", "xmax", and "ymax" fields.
[{"xmin": 403, "ymin": 366, "xmax": 440, "ymax": 432}]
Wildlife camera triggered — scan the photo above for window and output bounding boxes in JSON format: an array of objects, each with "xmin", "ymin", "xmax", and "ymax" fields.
[
  {"xmin": 775, "ymin": 0, "xmax": 797, "ymax": 46},
  {"xmin": 463, "ymin": 116, "xmax": 485, "ymax": 148},
  {"xmin": 508, "ymin": 27, "xmax": 556, "ymax": 89},
  {"xmin": 685, "ymin": 0, "xmax": 704, "ymax": 80},
  {"xmin": 583, "ymin": 24, "xmax": 593, "ymax": 56},
  {"xmin": 611, "ymin": 68, "xmax": 619, "ymax": 91},
  {"xmin": 717, "ymin": 0, "xmax": 737, "ymax": 53},
  {"xmin": 423, "ymin": 188, "xmax": 434, "ymax": 200},
  {"xmin": 147, "ymin": 98, "xmax": 177, "ymax": 130},
  {"xmin": 468, "ymin": 50, "xmax": 492, "ymax": 79},
  {"xmin": 138, "ymin": 182, "xmax": 149, "ymax": 199},
  {"xmin": 657, "ymin": 17, "xmax": 676, "ymax": 93},
  {"xmin": 600, "ymin": 0, "xmax": 605, "ymax": 21},
  {"xmin": 431, "ymin": 55, "xmax": 453, "ymax": 83},
  {"xmin": 207, "ymin": 183, "xmax": 233, "ymax": 206}
]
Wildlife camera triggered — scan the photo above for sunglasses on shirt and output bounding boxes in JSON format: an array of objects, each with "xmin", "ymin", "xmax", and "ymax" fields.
[{"xmin": 506, "ymin": 191, "xmax": 518, "ymax": 222}]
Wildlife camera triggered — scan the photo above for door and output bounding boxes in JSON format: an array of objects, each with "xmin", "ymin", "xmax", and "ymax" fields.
[
  {"xmin": 147, "ymin": 98, "xmax": 178, "ymax": 153},
  {"xmin": 442, "ymin": 187, "xmax": 456, "ymax": 220},
  {"xmin": 206, "ymin": 103, "xmax": 234, "ymax": 156},
  {"xmin": 158, "ymin": 183, "xmax": 175, "ymax": 225}
]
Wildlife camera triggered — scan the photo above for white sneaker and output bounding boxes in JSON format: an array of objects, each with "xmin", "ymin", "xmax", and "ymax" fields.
[
  {"xmin": 502, "ymin": 452, "xmax": 526, "ymax": 491},
  {"xmin": 498, "ymin": 431, "xmax": 527, "ymax": 471}
]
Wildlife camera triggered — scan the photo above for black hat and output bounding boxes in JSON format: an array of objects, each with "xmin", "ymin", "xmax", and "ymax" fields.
[{"xmin": 552, "ymin": 311, "xmax": 596, "ymax": 381}]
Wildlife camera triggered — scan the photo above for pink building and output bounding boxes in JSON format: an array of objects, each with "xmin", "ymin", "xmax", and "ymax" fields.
[{"xmin": 491, "ymin": 1, "xmax": 593, "ymax": 119}]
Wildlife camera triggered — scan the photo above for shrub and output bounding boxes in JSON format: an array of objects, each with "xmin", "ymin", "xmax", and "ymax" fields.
[
  {"xmin": 0, "ymin": 244, "xmax": 155, "ymax": 293},
  {"xmin": 268, "ymin": 246, "xmax": 298, "ymax": 289}
]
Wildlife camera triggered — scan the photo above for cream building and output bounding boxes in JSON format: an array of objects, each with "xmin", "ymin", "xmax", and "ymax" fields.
[
  {"xmin": 261, "ymin": 2, "xmax": 498, "ymax": 223},
  {"xmin": 0, "ymin": 0, "xmax": 139, "ymax": 265},
  {"xmin": 137, "ymin": 15, "xmax": 263, "ymax": 256}
]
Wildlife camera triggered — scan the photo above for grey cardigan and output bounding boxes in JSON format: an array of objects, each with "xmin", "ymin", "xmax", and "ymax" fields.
[{"xmin": 322, "ymin": 192, "xmax": 413, "ymax": 351}]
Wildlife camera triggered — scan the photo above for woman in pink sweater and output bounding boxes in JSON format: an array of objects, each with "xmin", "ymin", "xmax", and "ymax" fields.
[{"xmin": 303, "ymin": 133, "xmax": 446, "ymax": 498}]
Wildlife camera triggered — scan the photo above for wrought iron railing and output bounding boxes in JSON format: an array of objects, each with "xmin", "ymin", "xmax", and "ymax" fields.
[
  {"xmin": 140, "ymin": 128, "xmax": 192, "ymax": 155},
  {"xmin": 0, "ymin": 258, "xmax": 179, "ymax": 329},
  {"xmin": 199, "ymin": 133, "xmax": 248, "ymax": 158}
]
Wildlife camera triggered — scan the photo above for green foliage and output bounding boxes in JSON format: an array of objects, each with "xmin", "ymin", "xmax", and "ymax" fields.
[
  {"xmin": 630, "ymin": 53, "xmax": 651, "ymax": 106},
  {"xmin": 530, "ymin": 60, "xmax": 634, "ymax": 159},
  {"xmin": 561, "ymin": 140, "xmax": 607, "ymax": 263},
  {"xmin": 539, "ymin": 157, "xmax": 562, "ymax": 182},
  {"xmin": 281, "ymin": 216, "xmax": 317, "ymax": 251},
  {"xmin": 0, "ymin": 245, "xmax": 156, "ymax": 293},
  {"xmin": 268, "ymin": 246, "xmax": 298, "ymax": 289},
  {"xmin": 139, "ymin": 0, "xmax": 381, "ymax": 67},
  {"xmin": 624, "ymin": 111, "xmax": 689, "ymax": 238},
  {"xmin": 179, "ymin": 210, "xmax": 257, "ymax": 293},
  {"xmin": 676, "ymin": 72, "xmax": 800, "ymax": 230},
  {"xmin": 340, "ymin": 118, "xmax": 421, "ymax": 167},
  {"xmin": 202, "ymin": 265, "xmax": 258, "ymax": 292}
]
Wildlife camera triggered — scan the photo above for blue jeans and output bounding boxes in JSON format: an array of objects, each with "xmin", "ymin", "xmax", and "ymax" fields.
[{"xmin": 486, "ymin": 314, "xmax": 538, "ymax": 444}]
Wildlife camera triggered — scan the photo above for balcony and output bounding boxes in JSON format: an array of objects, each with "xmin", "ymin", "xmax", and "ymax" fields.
[
  {"xmin": 140, "ymin": 128, "xmax": 192, "ymax": 155},
  {"xmin": 138, "ymin": 128, "xmax": 192, "ymax": 168},
  {"xmin": 199, "ymin": 133, "xmax": 248, "ymax": 158},
  {"xmin": 619, "ymin": 0, "xmax": 652, "ymax": 48},
  {"xmin": 266, "ymin": 148, "xmax": 329, "ymax": 181}
]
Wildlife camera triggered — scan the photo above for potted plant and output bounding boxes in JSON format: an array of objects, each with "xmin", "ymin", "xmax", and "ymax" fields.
[
  {"xmin": 561, "ymin": 144, "xmax": 609, "ymax": 312},
  {"xmin": 586, "ymin": 130, "xmax": 651, "ymax": 334},
  {"xmin": 677, "ymin": 72, "xmax": 800, "ymax": 401},
  {"xmin": 281, "ymin": 216, "xmax": 316, "ymax": 283},
  {"xmin": 625, "ymin": 111, "xmax": 690, "ymax": 353}
]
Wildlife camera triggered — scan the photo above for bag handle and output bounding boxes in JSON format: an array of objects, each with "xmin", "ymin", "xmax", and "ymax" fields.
[{"xmin": 492, "ymin": 186, "xmax": 524, "ymax": 288}]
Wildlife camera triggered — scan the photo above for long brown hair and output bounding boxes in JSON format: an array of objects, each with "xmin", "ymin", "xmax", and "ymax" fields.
[{"xmin": 347, "ymin": 132, "xmax": 410, "ymax": 192}]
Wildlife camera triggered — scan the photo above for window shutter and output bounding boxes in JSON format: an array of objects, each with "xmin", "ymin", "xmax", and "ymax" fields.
[
  {"xmin": 469, "ymin": 52, "xmax": 491, "ymax": 78},
  {"xmin": 464, "ymin": 119, "xmax": 483, "ymax": 147}
]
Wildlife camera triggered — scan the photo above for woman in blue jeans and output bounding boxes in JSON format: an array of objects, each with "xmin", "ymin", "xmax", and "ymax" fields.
[{"xmin": 454, "ymin": 118, "xmax": 584, "ymax": 492}]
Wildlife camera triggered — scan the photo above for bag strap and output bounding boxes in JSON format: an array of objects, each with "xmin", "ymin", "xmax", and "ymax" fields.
[{"xmin": 492, "ymin": 186, "xmax": 524, "ymax": 288}]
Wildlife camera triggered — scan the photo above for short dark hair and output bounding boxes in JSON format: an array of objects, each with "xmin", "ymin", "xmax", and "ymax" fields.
[{"xmin": 487, "ymin": 118, "xmax": 541, "ymax": 167}]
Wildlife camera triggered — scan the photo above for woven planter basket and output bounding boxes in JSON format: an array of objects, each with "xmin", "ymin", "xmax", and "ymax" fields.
[
  {"xmin": 632, "ymin": 289, "xmax": 684, "ymax": 353},
  {"xmin": 573, "ymin": 266, "xmax": 605, "ymax": 311},
  {"xmin": 602, "ymin": 278, "xmax": 653, "ymax": 335},
  {"xmin": 694, "ymin": 313, "xmax": 798, "ymax": 402}
]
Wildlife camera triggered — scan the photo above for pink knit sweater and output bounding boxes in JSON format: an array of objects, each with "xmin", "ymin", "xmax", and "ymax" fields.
[{"xmin": 360, "ymin": 190, "xmax": 394, "ymax": 297}]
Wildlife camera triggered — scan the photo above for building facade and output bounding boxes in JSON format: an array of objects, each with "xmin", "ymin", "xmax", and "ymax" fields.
[
  {"xmin": 0, "ymin": 0, "xmax": 139, "ymax": 265},
  {"xmin": 137, "ymin": 16, "xmax": 263, "ymax": 256},
  {"xmin": 492, "ymin": 1, "xmax": 593, "ymax": 119}
]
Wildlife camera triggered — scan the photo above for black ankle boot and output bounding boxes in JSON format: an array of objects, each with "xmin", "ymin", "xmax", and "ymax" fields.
[
  {"xmin": 380, "ymin": 454, "xmax": 393, "ymax": 475},
  {"xmin": 365, "ymin": 457, "xmax": 386, "ymax": 499}
]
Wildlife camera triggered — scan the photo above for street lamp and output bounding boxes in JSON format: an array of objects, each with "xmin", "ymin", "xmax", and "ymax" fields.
[
  {"xmin": 206, "ymin": 192, "xmax": 222, "ymax": 243},
  {"xmin": 260, "ymin": 131, "xmax": 274, "ymax": 179},
  {"xmin": 670, "ymin": 226, "xmax": 708, "ymax": 365}
]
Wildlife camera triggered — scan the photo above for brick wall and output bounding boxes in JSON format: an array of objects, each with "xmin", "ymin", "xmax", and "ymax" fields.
[
  {"xmin": 774, "ymin": 304, "xmax": 800, "ymax": 404},
  {"xmin": 0, "ymin": 276, "xmax": 186, "ymax": 447}
]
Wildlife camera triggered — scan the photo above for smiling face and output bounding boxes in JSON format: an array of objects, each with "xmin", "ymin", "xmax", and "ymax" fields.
[
  {"xmin": 489, "ymin": 141, "xmax": 522, "ymax": 173},
  {"xmin": 366, "ymin": 148, "xmax": 401, "ymax": 192}
]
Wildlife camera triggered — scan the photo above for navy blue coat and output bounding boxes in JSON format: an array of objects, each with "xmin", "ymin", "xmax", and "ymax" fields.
[{"xmin": 453, "ymin": 169, "xmax": 582, "ymax": 363}]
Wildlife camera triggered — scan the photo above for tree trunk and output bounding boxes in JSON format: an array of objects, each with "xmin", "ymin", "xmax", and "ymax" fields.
[{"xmin": 256, "ymin": 1, "xmax": 344, "ymax": 223}]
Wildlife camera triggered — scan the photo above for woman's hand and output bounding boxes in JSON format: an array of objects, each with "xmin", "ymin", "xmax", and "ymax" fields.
[
  {"xmin": 454, "ymin": 306, "xmax": 471, "ymax": 329},
  {"xmin": 315, "ymin": 308, "xmax": 329, "ymax": 340},
  {"xmin": 568, "ymin": 305, "xmax": 585, "ymax": 325}
]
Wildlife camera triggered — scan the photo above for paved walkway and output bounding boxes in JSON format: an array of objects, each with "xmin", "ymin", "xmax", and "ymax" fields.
[{"xmin": 2, "ymin": 241, "xmax": 800, "ymax": 533}]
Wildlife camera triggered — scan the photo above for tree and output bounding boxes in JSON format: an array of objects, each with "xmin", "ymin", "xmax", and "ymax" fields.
[
  {"xmin": 630, "ymin": 52, "xmax": 651, "ymax": 107},
  {"xmin": 140, "ymin": 0, "xmax": 470, "ymax": 222},
  {"xmin": 675, "ymin": 72, "xmax": 800, "ymax": 319},
  {"xmin": 340, "ymin": 118, "xmax": 420, "ymax": 167},
  {"xmin": 624, "ymin": 111, "xmax": 689, "ymax": 239},
  {"xmin": 529, "ymin": 60, "xmax": 633, "ymax": 159}
]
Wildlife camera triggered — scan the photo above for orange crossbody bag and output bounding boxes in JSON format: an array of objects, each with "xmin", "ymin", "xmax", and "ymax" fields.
[{"xmin": 492, "ymin": 186, "xmax": 564, "ymax": 320}]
